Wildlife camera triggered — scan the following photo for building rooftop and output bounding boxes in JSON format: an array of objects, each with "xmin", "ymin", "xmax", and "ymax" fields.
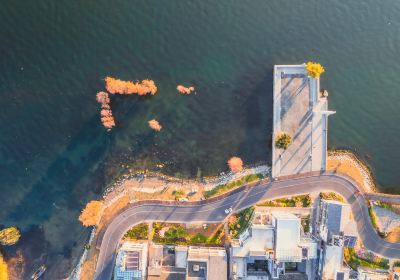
[
  {"xmin": 148, "ymin": 244, "xmax": 163, "ymax": 277},
  {"xmin": 274, "ymin": 212, "xmax": 302, "ymax": 262},
  {"xmin": 187, "ymin": 246, "xmax": 227, "ymax": 280},
  {"xmin": 322, "ymin": 245, "xmax": 344, "ymax": 280},
  {"xmin": 114, "ymin": 242, "xmax": 148, "ymax": 280},
  {"xmin": 319, "ymin": 199, "xmax": 358, "ymax": 246},
  {"xmin": 231, "ymin": 226, "xmax": 274, "ymax": 258},
  {"xmin": 273, "ymin": 212, "xmax": 299, "ymax": 220}
]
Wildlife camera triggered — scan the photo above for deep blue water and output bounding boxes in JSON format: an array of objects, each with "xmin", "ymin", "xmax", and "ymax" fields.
[{"xmin": 1, "ymin": 0, "xmax": 400, "ymax": 278}]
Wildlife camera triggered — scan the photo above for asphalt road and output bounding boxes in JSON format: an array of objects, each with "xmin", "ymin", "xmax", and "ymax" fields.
[{"xmin": 94, "ymin": 172, "xmax": 400, "ymax": 280}]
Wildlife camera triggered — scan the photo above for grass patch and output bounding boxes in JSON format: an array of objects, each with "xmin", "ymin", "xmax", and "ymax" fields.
[
  {"xmin": 344, "ymin": 248, "xmax": 389, "ymax": 270},
  {"xmin": 368, "ymin": 206, "xmax": 378, "ymax": 229},
  {"xmin": 124, "ymin": 223, "xmax": 149, "ymax": 240},
  {"xmin": 204, "ymin": 174, "xmax": 263, "ymax": 198},
  {"xmin": 394, "ymin": 261, "xmax": 400, "ymax": 267},
  {"xmin": 152, "ymin": 223, "xmax": 223, "ymax": 245},
  {"xmin": 228, "ymin": 207, "xmax": 255, "ymax": 238},
  {"xmin": 257, "ymin": 194, "xmax": 311, "ymax": 207},
  {"xmin": 375, "ymin": 201, "xmax": 393, "ymax": 211},
  {"xmin": 190, "ymin": 233, "xmax": 208, "ymax": 244},
  {"xmin": 319, "ymin": 192, "xmax": 344, "ymax": 202},
  {"xmin": 153, "ymin": 224, "xmax": 188, "ymax": 245}
]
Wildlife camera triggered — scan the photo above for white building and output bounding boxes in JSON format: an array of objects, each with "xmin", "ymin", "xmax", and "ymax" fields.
[
  {"xmin": 186, "ymin": 246, "xmax": 228, "ymax": 280},
  {"xmin": 114, "ymin": 241, "xmax": 148, "ymax": 280},
  {"xmin": 230, "ymin": 208, "xmax": 317, "ymax": 280},
  {"xmin": 318, "ymin": 199, "xmax": 358, "ymax": 247},
  {"xmin": 321, "ymin": 242, "xmax": 349, "ymax": 280}
]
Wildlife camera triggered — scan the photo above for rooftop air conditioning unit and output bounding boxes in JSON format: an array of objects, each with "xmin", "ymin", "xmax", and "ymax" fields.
[{"xmin": 193, "ymin": 264, "xmax": 200, "ymax": 272}]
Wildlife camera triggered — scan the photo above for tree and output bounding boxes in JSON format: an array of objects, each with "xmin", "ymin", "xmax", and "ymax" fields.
[
  {"xmin": 79, "ymin": 200, "xmax": 103, "ymax": 227},
  {"xmin": 275, "ymin": 133, "xmax": 292, "ymax": 150},
  {"xmin": 105, "ymin": 77, "xmax": 157, "ymax": 95},
  {"xmin": 148, "ymin": 119, "xmax": 162, "ymax": 131},
  {"xmin": 227, "ymin": 157, "xmax": 243, "ymax": 173},
  {"xmin": 96, "ymin": 91, "xmax": 115, "ymax": 130},
  {"xmin": 0, "ymin": 227, "xmax": 21, "ymax": 246},
  {"xmin": 306, "ymin": 62, "xmax": 325, "ymax": 79},
  {"xmin": 96, "ymin": 91, "xmax": 110, "ymax": 104},
  {"xmin": 177, "ymin": 85, "xmax": 195, "ymax": 94}
]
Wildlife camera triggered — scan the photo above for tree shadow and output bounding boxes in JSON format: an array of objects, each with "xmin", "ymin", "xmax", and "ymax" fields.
[{"xmin": 233, "ymin": 67, "xmax": 274, "ymax": 166}]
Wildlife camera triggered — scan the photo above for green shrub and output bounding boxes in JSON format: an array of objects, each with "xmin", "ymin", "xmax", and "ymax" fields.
[
  {"xmin": 275, "ymin": 133, "xmax": 292, "ymax": 150},
  {"xmin": 164, "ymin": 226, "xmax": 187, "ymax": 239},
  {"xmin": 152, "ymin": 223, "xmax": 223, "ymax": 245},
  {"xmin": 257, "ymin": 195, "xmax": 311, "ymax": 208},
  {"xmin": 204, "ymin": 174, "xmax": 263, "ymax": 198},
  {"xmin": 228, "ymin": 207, "xmax": 254, "ymax": 237},
  {"xmin": 172, "ymin": 190, "xmax": 186, "ymax": 200},
  {"xmin": 344, "ymin": 248, "xmax": 389, "ymax": 270},
  {"xmin": 368, "ymin": 206, "xmax": 378, "ymax": 229},
  {"xmin": 124, "ymin": 223, "xmax": 149, "ymax": 240},
  {"xmin": 319, "ymin": 192, "xmax": 344, "ymax": 202}
]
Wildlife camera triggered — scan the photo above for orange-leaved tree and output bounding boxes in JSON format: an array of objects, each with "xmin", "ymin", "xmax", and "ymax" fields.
[
  {"xmin": 105, "ymin": 77, "xmax": 157, "ymax": 96},
  {"xmin": 96, "ymin": 91, "xmax": 115, "ymax": 129},
  {"xmin": 148, "ymin": 119, "xmax": 162, "ymax": 131},
  {"xmin": 227, "ymin": 157, "xmax": 243, "ymax": 173},
  {"xmin": 176, "ymin": 85, "xmax": 195, "ymax": 95},
  {"xmin": 79, "ymin": 200, "xmax": 103, "ymax": 227}
]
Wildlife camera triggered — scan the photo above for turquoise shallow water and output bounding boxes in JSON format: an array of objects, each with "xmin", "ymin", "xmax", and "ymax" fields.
[{"xmin": 0, "ymin": 0, "xmax": 400, "ymax": 278}]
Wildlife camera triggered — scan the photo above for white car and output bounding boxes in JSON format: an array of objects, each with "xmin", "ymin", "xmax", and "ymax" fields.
[{"xmin": 224, "ymin": 207, "xmax": 233, "ymax": 214}]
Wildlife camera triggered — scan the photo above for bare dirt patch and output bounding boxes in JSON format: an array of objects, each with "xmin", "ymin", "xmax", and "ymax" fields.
[
  {"xmin": 385, "ymin": 228, "xmax": 400, "ymax": 243},
  {"xmin": 327, "ymin": 151, "xmax": 375, "ymax": 192}
]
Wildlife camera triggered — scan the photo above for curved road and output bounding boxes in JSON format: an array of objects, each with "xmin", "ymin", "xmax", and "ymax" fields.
[{"xmin": 94, "ymin": 172, "xmax": 400, "ymax": 280}]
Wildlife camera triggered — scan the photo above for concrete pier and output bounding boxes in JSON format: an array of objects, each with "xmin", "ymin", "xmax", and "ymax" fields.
[{"xmin": 272, "ymin": 64, "xmax": 335, "ymax": 178}]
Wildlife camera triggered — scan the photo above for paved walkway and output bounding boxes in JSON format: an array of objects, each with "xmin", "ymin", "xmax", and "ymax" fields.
[
  {"xmin": 272, "ymin": 65, "xmax": 333, "ymax": 178},
  {"xmin": 365, "ymin": 193, "xmax": 400, "ymax": 205},
  {"xmin": 94, "ymin": 172, "xmax": 400, "ymax": 280}
]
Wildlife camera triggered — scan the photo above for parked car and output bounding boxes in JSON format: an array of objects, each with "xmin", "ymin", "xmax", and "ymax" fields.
[{"xmin": 224, "ymin": 207, "xmax": 233, "ymax": 214}]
